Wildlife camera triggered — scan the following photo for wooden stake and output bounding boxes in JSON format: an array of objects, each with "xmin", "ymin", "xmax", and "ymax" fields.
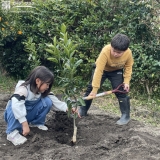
[{"xmin": 71, "ymin": 116, "xmax": 77, "ymax": 144}]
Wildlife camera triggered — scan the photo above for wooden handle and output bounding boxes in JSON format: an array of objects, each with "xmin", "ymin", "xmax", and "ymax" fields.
[{"xmin": 83, "ymin": 91, "xmax": 113, "ymax": 100}]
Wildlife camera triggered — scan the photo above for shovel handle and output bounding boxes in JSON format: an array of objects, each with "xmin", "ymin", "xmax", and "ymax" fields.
[
  {"xmin": 83, "ymin": 91, "xmax": 112, "ymax": 100},
  {"xmin": 83, "ymin": 84, "xmax": 129, "ymax": 100}
]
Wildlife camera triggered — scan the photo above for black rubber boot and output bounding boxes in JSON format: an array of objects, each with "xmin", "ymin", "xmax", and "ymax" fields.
[
  {"xmin": 79, "ymin": 99, "xmax": 92, "ymax": 117},
  {"xmin": 116, "ymin": 96, "xmax": 130, "ymax": 125}
]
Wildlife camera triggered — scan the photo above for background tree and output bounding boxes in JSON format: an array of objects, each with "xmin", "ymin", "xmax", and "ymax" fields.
[{"xmin": 0, "ymin": 0, "xmax": 159, "ymax": 99}]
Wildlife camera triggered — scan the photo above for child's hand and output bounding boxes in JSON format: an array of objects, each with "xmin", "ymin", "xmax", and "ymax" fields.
[
  {"xmin": 123, "ymin": 83, "xmax": 130, "ymax": 92},
  {"xmin": 71, "ymin": 108, "xmax": 81, "ymax": 118},
  {"xmin": 22, "ymin": 121, "xmax": 30, "ymax": 136},
  {"xmin": 88, "ymin": 92, "xmax": 96, "ymax": 98}
]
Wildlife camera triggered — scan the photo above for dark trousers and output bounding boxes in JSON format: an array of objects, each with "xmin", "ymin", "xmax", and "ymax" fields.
[{"xmin": 84, "ymin": 66, "xmax": 127, "ymax": 108}]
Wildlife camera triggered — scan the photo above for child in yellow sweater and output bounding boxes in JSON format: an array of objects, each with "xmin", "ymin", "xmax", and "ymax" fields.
[{"xmin": 79, "ymin": 33, "xmax": 134, "ymax": 125}]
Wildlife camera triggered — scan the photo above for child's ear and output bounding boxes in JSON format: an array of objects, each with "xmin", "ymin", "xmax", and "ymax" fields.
[{"xmin": 36, "ymin": 78, "xmax": 41, "ymax": 84}]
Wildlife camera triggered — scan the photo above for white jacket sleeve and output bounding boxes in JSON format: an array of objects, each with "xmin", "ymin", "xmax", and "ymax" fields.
[
  {"xmin": 11, "ymin": 97, "xmax": 27, "ymax": 123},
  {"xmin": 11, "ymin": 84, "xmax": 28, "ymax": 124},
  {"xmin": 48, "ymin": 94, "xmax": 67, "ymax": 112}
]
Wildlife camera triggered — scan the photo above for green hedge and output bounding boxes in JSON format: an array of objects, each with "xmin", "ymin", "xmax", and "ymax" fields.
[{"xmin": 0, "ymin": 0, "xmax": 159, "ymax": 98}]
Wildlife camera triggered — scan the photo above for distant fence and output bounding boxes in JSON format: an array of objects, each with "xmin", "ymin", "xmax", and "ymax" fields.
[
  {"xmin": 1, "ymin": 1, "xmax": 34, "ymax": 10},
  {"xmin": 1, "ymin": 1, "xmax": 10, "ymax": 10}
]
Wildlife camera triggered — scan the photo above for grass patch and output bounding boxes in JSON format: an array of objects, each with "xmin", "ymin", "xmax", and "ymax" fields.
[
  {"xmin": 0, "ymin": 71, "xmax": 17, "ymax": 94},
  {"xmin": 93, "ymin": 94, "xmax": 160, "ymax": 127}
]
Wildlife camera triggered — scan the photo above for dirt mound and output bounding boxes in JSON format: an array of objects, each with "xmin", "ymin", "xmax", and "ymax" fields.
[{"xmin": 0, "ymin": 103, "xmax": 160, "ymax": 160}]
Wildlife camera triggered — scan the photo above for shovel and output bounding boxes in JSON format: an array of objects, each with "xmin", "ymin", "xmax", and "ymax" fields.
[{"xmin": 83, "ymin": 83, "xmax": 129, "ymax": 100}]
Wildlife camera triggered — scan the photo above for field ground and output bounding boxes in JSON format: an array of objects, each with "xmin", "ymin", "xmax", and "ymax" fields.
[{"xmin": 0, "ymin": 97, "xmax": 160, "ymax": 160}]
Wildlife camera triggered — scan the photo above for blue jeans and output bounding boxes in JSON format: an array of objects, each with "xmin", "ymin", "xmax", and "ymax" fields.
[{"xmin": 4, "ymin": 96, "xmax": 52, "ymax": 134}]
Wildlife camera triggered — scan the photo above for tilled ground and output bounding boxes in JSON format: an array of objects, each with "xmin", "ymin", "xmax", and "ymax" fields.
[{"xmin": 0, "ymin": 101, "xmax": 160, "ymax": 160}]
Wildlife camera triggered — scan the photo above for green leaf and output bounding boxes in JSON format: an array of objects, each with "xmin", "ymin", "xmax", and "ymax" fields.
[
  {"xmin": 74, "ymin": 59, "xmax": 83, "ymax": 68},
  {"xmin": 53, "ymin": 36, "xmax": 57, "ymax": 46},
  {"xmin": 61, "ymin": 23, "xmax": 66, "ymax": 33},
  {"xmin": 77, "ymin": 97, "xmax": 86, "ymax": 106},
  {"xmin": 47, "ymin": 57, "xmax": 58, "ymax": 63},
  {"xmin": 45, "ymin": 49, "xmax": 55, "ymax": 54}
]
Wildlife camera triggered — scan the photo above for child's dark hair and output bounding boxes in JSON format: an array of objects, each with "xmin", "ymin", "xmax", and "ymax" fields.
[
  {"xmin": 22, "ymin": 66, "xmax": 54, "ymax": 97},
  {"xmin": 111, "ymin": 34, "xmax": 130, "ymax": 51}
]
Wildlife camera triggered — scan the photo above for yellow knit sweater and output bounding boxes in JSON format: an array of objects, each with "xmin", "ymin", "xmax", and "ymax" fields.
[{"xmin": 92, "ymin": 44, "xmax": 134, "ymax": 93}]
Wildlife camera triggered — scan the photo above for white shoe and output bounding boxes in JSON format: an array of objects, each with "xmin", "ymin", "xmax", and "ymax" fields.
[
  {"xmin": 30, "ymin": 124, "xmax": 48, "ymax": 131},
  {"xmin": 7, "ymin": 130, "xmax": 27, "ymax": 146}
]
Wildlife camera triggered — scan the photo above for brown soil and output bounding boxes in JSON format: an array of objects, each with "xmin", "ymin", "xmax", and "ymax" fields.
[{"xmin": 0, "ymin": 102, "xmax": 160, "ymax": 160}]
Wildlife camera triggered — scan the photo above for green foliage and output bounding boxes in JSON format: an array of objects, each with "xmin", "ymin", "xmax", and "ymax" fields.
[
  {"xmin": 0, "ymin": 1, "xmax": 36, "ymax": 78},
  {"xmin": 130, "ymin": 43, "xmax": 160, "ymax": 98},
  {"xmin": 0, "ymin": 36, "xmax": 33, "ymax": 79},
  {"xmin": 0, "ymin": 0, "xmax": 159, "ymax": 99},
  {"xmin": 46, "ymin": 24, "xmax": 85, "ymax": 117},
  {"xmin": 23, "ymin": 37, "xmax": 40, "ymax": 69}
]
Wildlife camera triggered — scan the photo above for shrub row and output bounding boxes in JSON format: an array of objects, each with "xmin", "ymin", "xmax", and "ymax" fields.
[{"xmin": 0, "ymin": 0, "xmax": 160, "ymax": 98}]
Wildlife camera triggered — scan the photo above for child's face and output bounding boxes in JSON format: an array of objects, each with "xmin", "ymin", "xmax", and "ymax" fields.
[
  {"xmin": 110, "ymin": 47, "xmax": 124, "ymax": 58},
  {"xmin": 36, "ymin": 78, "xmax": 50, "ymax": 93}
]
